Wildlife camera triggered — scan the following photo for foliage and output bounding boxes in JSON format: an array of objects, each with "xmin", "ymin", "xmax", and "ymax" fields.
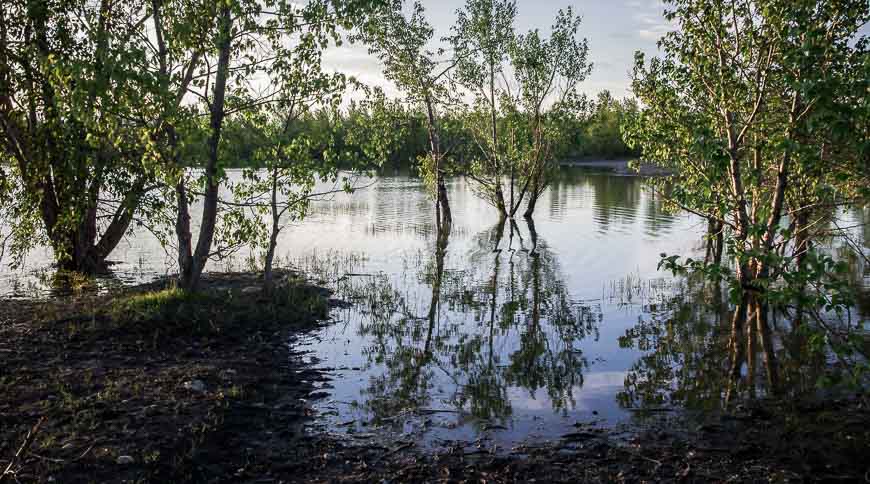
[
  {"xmin": 625, "ymin": 0, "xmax": 870, "ymax": 391},
  {"xmin": 451, "ymin": 1, "xmax": 593, "ymax": 217},
  {"xmin": 201, "ymin": 94, "xmax": 639, "ymax": 174},
  {"xmin": 0, "ymin": 0, "xmax": 166, "ymax": 272},
  {"xmin": 561, "ymin": 92, "xmax": 640, "ymax": 160}
]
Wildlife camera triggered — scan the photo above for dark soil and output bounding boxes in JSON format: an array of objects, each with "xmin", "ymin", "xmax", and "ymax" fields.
[
  {"xmin": 0, "ymin": 272, "xmax": 333, "ymax": 483},
  {"xmin": 1, "ymin": 273, "xmax": 868, "ymax": 483},
  {"xmin": 299, "ymin": 396, "xmax": 870, "ymax": 483}
]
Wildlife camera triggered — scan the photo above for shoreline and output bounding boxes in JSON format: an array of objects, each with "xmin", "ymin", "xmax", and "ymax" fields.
[
  {"xmin": 561, "ymin": 159, "xmax": 673, "ymax": 176},
  {"xmin": 1, "ymin": 273, "xmax": 868, "ymax": 482}
]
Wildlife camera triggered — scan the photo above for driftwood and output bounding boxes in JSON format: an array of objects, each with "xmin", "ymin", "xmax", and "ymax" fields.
[{"xmin": 1, "ymin": 416, "xmax": 45, "ymax": 483}]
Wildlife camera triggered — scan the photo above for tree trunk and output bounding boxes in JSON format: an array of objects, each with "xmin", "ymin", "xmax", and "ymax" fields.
[
  {"xmin": 746, "ymin": 297, "xmax": 758, "ymax": 398},
  {"xmin": 728, "ymin": 296, "xmax": 749, "ymax": 382},
  {"xmin": 755, "ymin": 299, "xmax": 779, "ymax": 393},
  {"xmin": 792, "ymin": 210, "xmax": 811, "ymax": 328},
  {"xmin": 525, "ymin": 216, "xmax": 538, "ymax": 256},
  {"xmin": 509, "ymin": 172, "xmax": 532, "ymax": 218},
  {"xmin": 713, "ymin": 220, "xmax": 724, "ymax": 266},
  {"xmin": 704, "ymin": 218, "xmax": 715, "ymax": 264},
  {"xmin": 423, "ymin": 93, "xmax": 452, "ymax": 231},
  {"xmin": 523, "ymin": 186, "xmax": 540, "ymax": 219},
  {"xmin": 703, "ymin": 218, "xmax": 724, "ymax": 266},
  {"xmin": 90, "ymin": 180, "xmax": 147, "ymax": 264},
  {"xmin": 175, "ymin": 178, "xmax": 194, "ymax": 284},
  {"xmin": 178, "ymin": 4, "xmax": 232, "ymax": 292},
  {"xmin": 437, "ymin": 179, "xmax": 451, "ymax": 230},
  {"xmin": 263, "ymin": 226, "xmax": 279, "ymax": 295},
  {"xmin": 489, "ymin": 62, "xmax": 508, "ymax": 218},
  {"xmin": 263, "ymin": 167, "xmax": 280, "ymax": 295}
]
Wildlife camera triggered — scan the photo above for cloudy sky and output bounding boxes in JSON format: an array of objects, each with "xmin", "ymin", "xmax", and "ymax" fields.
[{"xmin": 322, "ymin": 0, "xmax": 671, "ymax": 100}]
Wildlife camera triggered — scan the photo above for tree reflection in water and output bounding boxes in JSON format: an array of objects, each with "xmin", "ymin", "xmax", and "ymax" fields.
[
  {"xmin": 353, "ymin": 217, "xmax": 601, "ymax": 428},
  {"xmin": 616, "ymin": 276, "xmax": 835, "ymax": 412}
]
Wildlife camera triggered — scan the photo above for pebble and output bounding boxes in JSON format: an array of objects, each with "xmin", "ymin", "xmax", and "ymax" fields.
[
  {"xmin": 116, "ymin": 455, "xmax": 135, "ymax": 465},
  {"xmin": 183, "ymin": 380, "xmax": 207, "ymax": 392}
]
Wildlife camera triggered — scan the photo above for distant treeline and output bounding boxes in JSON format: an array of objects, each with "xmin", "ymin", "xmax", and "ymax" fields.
[{"xmin": 208, "ymin": 90, "xmax": 640, "ymax": 171}]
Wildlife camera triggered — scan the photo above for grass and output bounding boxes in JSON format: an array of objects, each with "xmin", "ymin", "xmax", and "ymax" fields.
[
  {"xmin": 95, "ymin": 277, "xmax": 332, "ymax": 341},
  {"xmin": 107, "ymin": 287, "xmax": 212, "ymax": 335},
  {"xmin": 110, "ymin": 287, "xmax": 200, "ymax": 319}
]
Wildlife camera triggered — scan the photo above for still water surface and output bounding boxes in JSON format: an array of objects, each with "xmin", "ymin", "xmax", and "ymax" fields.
[
  {"xmin": 289, "ymin": 170, "xmax": 707, "ymax": 448},
  {"xmin": 2, "ymin": 168, "xmax": 867, "ymax": 449}
]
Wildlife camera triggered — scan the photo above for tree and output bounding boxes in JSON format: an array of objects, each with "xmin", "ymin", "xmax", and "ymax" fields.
[
  {"xmin": 508, "ymin": 8, "xmax": 591, "ymax": 218},
  {"xmin": 450, "ymin": 0, "xmax": 517, "ymax": 216},
  {"xmin": 0, "ymin": 0, "xmax": 164, "ymax": 274},
  {"xmin": 173, "ymin": 0, "xmax": 233, "ymax": 292},
  {"xmin": 0, "ymin": 0, "xmax": 387, "ymax": 290},
  {"xmin": 451, "ymin": 2, "xmax": 591, "ymax": 219},
  {"xmin": 625, "ymin": 0, "xmax": 870, "ymax": 390},
  {"xmin": 357, "ymin": 0, "xmax": 457, "ymax": 232},
  {"xmin": 228, "ymin": 25, "xmax": 350, "ymax": 294},
  {"xmin": 150, "ymin": 0, "xmax": 386, "ymax": 292}
]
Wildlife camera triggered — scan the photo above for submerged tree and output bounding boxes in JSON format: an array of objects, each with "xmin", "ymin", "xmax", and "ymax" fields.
[
  {"xmin": 508, "ymin": 8, "xmax": 591, "ymax": 218},
  {"xmin": 450, "ymin": 0, "xmax": 517, "ymax": 216},
  {"xmin": 625, "ymin": 0, "xmax": 870, "ymax": 390},
  {"xmin": 452, "ymin": 1, "xmax": 591, "ymax": 219},
  {"xmin": 357, "ymin": 0, "xmax": 456, "ymax": 232}
]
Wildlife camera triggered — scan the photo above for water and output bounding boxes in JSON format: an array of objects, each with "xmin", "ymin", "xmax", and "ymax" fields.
[
  {"xmin": 284, "ymin": 170, "xmax": 711, "ymax": 448},
  {"xmin": 2, "ymin": 167, "xmax": 867, "ymax": 449}
]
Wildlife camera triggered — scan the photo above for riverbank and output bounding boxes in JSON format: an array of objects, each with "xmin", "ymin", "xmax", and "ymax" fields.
[
  {"xmin": 561, "ymin": 159, "xmax": 672, "ymax": 176},
  {"xmin": 1, "ymin": 273, "xmax": 868, "ymax": 483}
]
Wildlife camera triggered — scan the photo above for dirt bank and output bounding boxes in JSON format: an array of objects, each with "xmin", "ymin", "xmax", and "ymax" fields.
[{"xmin": 0, "ymin": 272, "xmax": 338, "ymax": 483}]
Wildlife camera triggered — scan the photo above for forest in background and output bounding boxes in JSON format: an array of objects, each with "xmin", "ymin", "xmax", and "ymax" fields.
[{"xmin": 213, "ymin": 90, "xmax": 641, "ymax": 171}]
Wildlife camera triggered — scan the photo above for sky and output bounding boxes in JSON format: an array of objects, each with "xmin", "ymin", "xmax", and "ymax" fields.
[{"xmin": 321, "ymin": 0, "xmax": 671, "ymax": 101}]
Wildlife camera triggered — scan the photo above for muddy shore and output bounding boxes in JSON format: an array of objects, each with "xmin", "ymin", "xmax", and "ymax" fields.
[{"xmin": 1, "ymin": 274, "xmax": 868, "ymax": 483}]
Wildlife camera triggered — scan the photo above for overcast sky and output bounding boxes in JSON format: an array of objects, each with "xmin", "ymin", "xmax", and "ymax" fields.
[{"xmin": 322, "ymin": 0, "xmax": 671, "ymax": 100}]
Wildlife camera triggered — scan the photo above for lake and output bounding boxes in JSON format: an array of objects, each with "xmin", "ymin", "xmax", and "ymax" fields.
[{"xmin": 2, "ymin": 167, "xmax": 867, "ymax": 450}]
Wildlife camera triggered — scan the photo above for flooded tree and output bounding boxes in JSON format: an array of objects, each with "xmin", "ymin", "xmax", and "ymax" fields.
[
  {"xmin": 452, "ymin": 2, "xmax": 592, "ymax": 219},
  {"xmin": 625, "ymin": 0, "xmax": 870, "ymax": 390},
  {"xmin": 450, "ymin": 0, "xmax": 517, "ymax": 216},
  {"xmin": 510, "ymin": 8, "xmax": 591, "ymax": 218},
  {"xmin": 356, "ymin": 0, "xmax": 456, "ymax": 233}
]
